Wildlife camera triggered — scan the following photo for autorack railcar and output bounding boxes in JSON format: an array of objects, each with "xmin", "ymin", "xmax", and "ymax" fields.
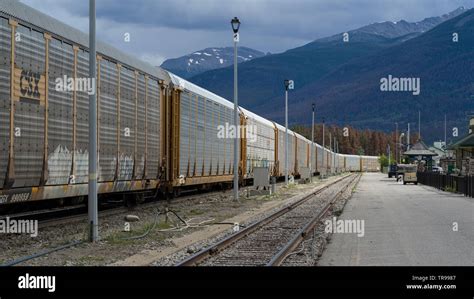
[
  {"xmin": 168, "ymin": 73, "xmax": 236, "ymax": 191},
  {"xmin": 0, "ymin": 0, "xmax": 169, "ymax": 204},
  {"xmin": 273, "ymin": 123, "xmax": 296, "ymax": 177},
  {"xmin": 295, "ymin": 133, "xmax": 309, "ymax": 176},
  {"xmin": 337, "ymin": 153, "xmax": 345, "ymax": 172},
  {"xmin": 361, "ymin": 155, "xmax": 380, "ymax": 172},
  {"xmin": 239, "ymin": 107, "xmax": 275, "ymax": 180}
]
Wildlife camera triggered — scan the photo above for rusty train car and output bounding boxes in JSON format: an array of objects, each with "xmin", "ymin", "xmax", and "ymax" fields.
[{"xmin": 0, "ymin": 0, "xmax": 379, "ymax": 206}]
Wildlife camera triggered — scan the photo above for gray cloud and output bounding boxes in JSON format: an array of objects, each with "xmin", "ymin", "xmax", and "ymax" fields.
[{"xmin": 20, "ymin": 0, "xmax": 473, "ymax": 65}]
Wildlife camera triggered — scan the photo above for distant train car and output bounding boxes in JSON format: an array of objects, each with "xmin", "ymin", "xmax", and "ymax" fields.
[
  {"xmin": 326, "ymin": 148, "xmax": 334, "ymax": 174},
  {"xmin": 294, "ymin": 133, "xmax": 309, "ymax": 176},
  {"xmin": 333, "ymin": 152, "xmax": 339, "ymax": 172},
  {"xmin": 273, "ymin": 123, "xmax": 296, "ymax": 177},
  {"xmin": 361, "ymin": 156, "xmax": 380, "ymax": 172},
  {"xmin": 239, "ymin": 108, "xmax": 275, "ymax": 179},
  {"xmin": 344, "ymin": 154, "xmax": 361, "ymax": 172},
  {"xmin": 315, "ymin": 143, "xmax": 324, "ymax": 174},
  {"xmin": 337, "ymin": 154, "xmax": 345, "ymax": 172},
  {"xmin": 310, "ymin": 143, "xmax": 318, "ymax": 175}
]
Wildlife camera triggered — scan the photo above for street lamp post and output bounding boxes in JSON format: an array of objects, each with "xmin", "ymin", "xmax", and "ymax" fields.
[
  {"xmin": 329, "ymin": 132, "xmax": 332, "ymax": 174},
  {"xmin": 231, "ymin": 17, "xmax": 240, "ymax": 202},
  {"xmin": 322, "ymin": 117, "xmax": 325, "ymax": 177},
  {"xmin": 88, "ymin": 0, "xmax": 98, "ymax": 242},
  {"xmin": 284, "ymin": 79, "xmax": 291, "ymax": 185},
  {"xmin": 399, "ymin": 133, "xmax": 405, "ymax": 163},
  {"xmin": 311, "ymin": 103, "xmax": 315, "ymax": 182},
  {"xmin": 395, "ymin": 122, "xmax": 398, "ymax": 165}
]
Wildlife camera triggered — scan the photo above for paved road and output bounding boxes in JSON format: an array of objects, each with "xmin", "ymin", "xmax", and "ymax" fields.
[{"xmin": 319, "ymin": 173, "xmax": 474, "ymax": 266}]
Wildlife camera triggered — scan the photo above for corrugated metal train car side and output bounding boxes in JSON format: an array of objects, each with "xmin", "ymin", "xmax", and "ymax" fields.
[
  {"xmin": 240, "ymin": 108, "xmax": 275, "ymax": 179},
  {"xmin": 168, "ymin": 74, "xmax": 235, "ymax": 190},
  {"xmin": 0, "ymin": 1, "xmax": 169, "ymax": 204}
]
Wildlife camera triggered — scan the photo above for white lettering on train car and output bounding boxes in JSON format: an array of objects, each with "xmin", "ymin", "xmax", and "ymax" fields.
[{"xmin": 10, "ymin": 193, "xmax": 31, "ymax": 203}]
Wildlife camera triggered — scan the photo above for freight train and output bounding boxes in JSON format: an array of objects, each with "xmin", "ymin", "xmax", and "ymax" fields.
[{"xmin": 0, "ymin": 0, "xmax": 379, "ymax": 205}]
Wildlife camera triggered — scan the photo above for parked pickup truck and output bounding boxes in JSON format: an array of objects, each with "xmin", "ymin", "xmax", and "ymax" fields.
[{"xmin": 399, "ymin": 165, "xmax": 418, "ymax": 185}]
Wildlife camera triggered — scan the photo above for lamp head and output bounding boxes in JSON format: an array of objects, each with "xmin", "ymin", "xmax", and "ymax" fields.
[{"xmin": 231, "ymin": 17, "xmax": 241, "ymax": 34}]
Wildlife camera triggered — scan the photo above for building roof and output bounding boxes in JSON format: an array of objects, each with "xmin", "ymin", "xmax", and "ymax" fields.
[
  {"xmin": 449, "ymin": 133, "xmax": 474, "ymax": 149},
  {"xmin": 404, "ymin": 140, "xmax": 437, "ymax": 156},
  {"xmin": 428, "ymin": 146, "xmax": 445, "ymax": 157},
  {"xmin": 0, "ymin": 0, "xmax": 169, "ymax": 81}
]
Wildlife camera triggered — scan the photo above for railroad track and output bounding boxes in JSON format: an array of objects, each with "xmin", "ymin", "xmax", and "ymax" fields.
[
  {"xmin": 0, "ymin": 202, "xmax": 126, "ymax": 228},
  {"xmin": 0, "ymin": 178, "xmax": 299, "ymax": 228},
  {"xmin": 0, "ymin": 190, "xmax": 160, "ymax": 228},
  {"xmin": 176, "ymin": 173, "xmax": 360, "ymax": 266}
]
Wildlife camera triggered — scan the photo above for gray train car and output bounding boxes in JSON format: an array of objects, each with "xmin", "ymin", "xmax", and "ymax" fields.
[
  {"xmin": 0, "ymin": 0, "xmax": 169, "ymax": 203},
  {"xmin": 324, "ymin": 147, "xmax": 333, "ymax": 174},
  {"xmin": 310, "ymin": 143, "xmax": 317, "ymax": 175},
  {"xmin": 343, "ymin": 154, "xmax": 361, "ymax": 171},
  {"xmin": 337, "ymin": 153, "xmax": 345, "ymax": 172},
  {"xmin": 315, "ymin": 143, "xmax": 324, "ymax": 174},
  {"xmin": 240, "ymin": 108, "xmax": 275, "ymax": 179},
  {"xmin": 168, "ymin": 73, "xmax": 235, "ymax": 188},
  {"xmin": 332, "ymin": 152, "xmax": 338, "ymax": 172},
  {"xmin": 295, "ymin": 133, "xmax": 309, "ymax": 176},
  {"xmin": 274, "ymin": 123, "xmax": 296, "ymax": 177},
  {"xmin": 361, "ymin": 155, "xmax": 380, "ymax": 172}
]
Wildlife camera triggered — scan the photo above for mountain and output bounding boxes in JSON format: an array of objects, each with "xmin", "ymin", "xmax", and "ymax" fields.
[
  {"xmin": 189, "ymin": 7, "xmax": 466, "ymax": 109},
  {"xmin": 255, "ymin": 8, "xmax": 474, "ymax": 145},
  {"xmin": 188, "ymin": 7, "xmax": 470, "ymax": 145},
  {"xmin": 160, "ymin": 47, "xmax": 266, "ymax": 78},
  {"xmin": 339, "ymin": 6, "xmax": 466, "ymax": 39}
]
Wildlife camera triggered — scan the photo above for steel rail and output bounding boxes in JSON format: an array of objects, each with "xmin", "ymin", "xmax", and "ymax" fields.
[
  {"xmin": 176, "ymin": 174, "xmax": 354, "ymax": 266},
  {"xmin": 267, "ymin": 173, "xmax": 361, "ymax": 266}
]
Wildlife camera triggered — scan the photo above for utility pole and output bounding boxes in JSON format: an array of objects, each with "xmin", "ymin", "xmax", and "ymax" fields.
[
  {"xmin": 329, "ymin": 132, "xmax": 332, "ymax": 174},
  {"xmin": 395, "ymin": 122, "xmax": 398, "ymax": 165},
  {"xmin": 387, "ymin": 144, "xmax": 391, "ymax": 167},
  {"xmin": 284, "ymin": 79, "xmax": 293, "ymax": 185},
  {"xmin": 88, "ymin": 0, "xmax": 98, "ymax": 242},
  {"xmin": 322, "ymin": 118, "xmax": 325, "ymax": 176},
  {"xmin": 231, "ymin": 17, "xmax": 240, "ymax": 202},
  {"xmin": 311, "ymin": 103, "xmax": 315, "ymax": 182},
  {"xmin": 418, "ymin": 110, "xmax": 421, "ymax": 140},
  {"xmin": 407, "ymin": 123, "xmax": 411, "ymax": 151},
  {"xmin": 444, "ymin": 114, "xmax": 447, "ymax": 153}
]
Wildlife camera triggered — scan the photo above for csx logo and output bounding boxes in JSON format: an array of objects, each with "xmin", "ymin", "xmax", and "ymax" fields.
[{"xmin": 20, "ymin": 70, "xmax": 41, "ymax": 99}]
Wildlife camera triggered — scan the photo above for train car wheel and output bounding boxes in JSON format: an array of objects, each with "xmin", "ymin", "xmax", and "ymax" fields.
[{"xmin": 173, "ymin": 188, "xmax": 181, "ymax": 198}]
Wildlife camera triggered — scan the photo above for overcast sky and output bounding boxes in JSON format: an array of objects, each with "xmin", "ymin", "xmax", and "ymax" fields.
[{"xmin": 20, "ymin": 0, "xmax": 472, "ymax": 66}]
